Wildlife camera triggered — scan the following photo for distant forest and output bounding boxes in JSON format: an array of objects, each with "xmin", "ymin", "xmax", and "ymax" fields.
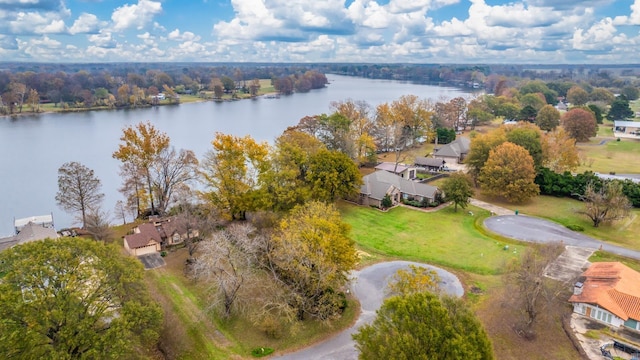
[{"xmin": 0, "ymin": 62, "xmax": 639, "ymax": 115}]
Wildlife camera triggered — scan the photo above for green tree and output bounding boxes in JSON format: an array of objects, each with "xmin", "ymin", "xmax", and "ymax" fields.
[
  {"xmin": 505, "ymin": 123, "xmax": 544, "ymax": 169},
  {"xmin": 201, "ymin": 132, "xmax": 270, "ymax": 220},
  {"xmin": 55, "ymin": 161, "xmax": 104, "ymax": 229},
  {"xmin": 353, "ymin": 292, "xmax": 493, "ymax": 360},
  {"xmin": 519, "ymin": 93, "xmax": 546, "ymax": 111},
  {"xmin": 261, "ymin": 129, "xmax": 326, "ymax": 212},
  {"xmin": 0, "ymin": 238, "xmax": 162, "ymax": 359},
  {"xmin": 478, "ymin": 142, "xmax": 539, "ymax": 203},
  {"xmin": 566, "ymin": 86, "xmax": 589, "ymax": 105},
  {"xmin": 621, "ymin": 86, "xmax": 639, "ymax": 101},
  {"xmin": 441, "ymin": 172, "xmax": 474, "ymax": 212},
  {"xmin": 518, "ymin": 105, "xmax": 537, "ymax": 122},
  {"xmin": 466, "ymin": 127, "xmax": 507, "ymax": 181},
  {"xmin": 113, "ymin": 121, "xmax": 170, "ymax": 216},
  {"xmin": 578, "ymin": 181, "xmax": 631, "ymax": 227},
  {"xmin": 589, "ymin": 88, "xmax": 615, "ymax": 104},
  {"xmin": 607, "ymin": 96, "xmax": 634, "ymax": 120},
  {"xmin": 562, "ymin": 108, "xmax": 597, "ymax": 142},
  {"xmin": 387, "ymin": 265, "xmax": 440, "ymax": 296},
  {"xmin": 588, "ymin": 104, "xmax": 604, "ymax": 124},
  {"xmin": 270, "ymin": 201, "xmax": 357, "ymax": 320},
  {"xmin": 306, "ymin": 149, "xmax": 362, "ymax": 202},
  {"xmin": 535, "ymin": 104, "xmax": 561, "ymax": 131}
]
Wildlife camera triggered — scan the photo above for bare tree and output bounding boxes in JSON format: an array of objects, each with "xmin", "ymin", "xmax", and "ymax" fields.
[
  {"xmin": 84, "ymin": 208, "xmax": 113, "ymax": 241},
  {"xmin": 191, "ymin": 224, "xmax": 258, "ymax": 317},
  {"xmin": 152, "ymin": 147, "xmax": 198, "ymax": 215},
  {"xmin": 55, "ymin": 162, "xmax": 104, "ymax": 229},
  {"xmin": 577, "ymin": 181, "xmax": 631, "ymax": 227},
  {"xmin": 507, "ymin": 243, "xmax": 564, "ymax": 338}
]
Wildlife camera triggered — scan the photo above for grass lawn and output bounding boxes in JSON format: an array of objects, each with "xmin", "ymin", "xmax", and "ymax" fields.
[
  {"xmin": 474, "ymin": 194, "xmax": 640, "ymax": 250},
  {"xmin": 339, "ymin": 203, "xmax": 523, "ymax": 275},
  {"xmin": 577, "ymin": 136, "xmax": 640, "ymax": 174}
]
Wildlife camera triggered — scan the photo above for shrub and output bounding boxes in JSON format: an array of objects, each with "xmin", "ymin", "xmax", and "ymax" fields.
[
  {"xmin": 160, "ymin": 251, "xmax": 167, "ymax": 257},
  {"xmin": 251, "ymin": 347, "xmax": 275, "ymax": 357},
  {"xmin": 566, "ymin": 224, "xmax": 584, "ymax": 232},
  {"xmin": 255, "ymin": 314, "xmax": 284, "ymax": 339}
]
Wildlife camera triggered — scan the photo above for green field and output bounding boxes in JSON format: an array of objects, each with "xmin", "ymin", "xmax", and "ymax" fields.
[{"xmin": 339, "ymin": 203, "xmax": 523, "ymax": 274}]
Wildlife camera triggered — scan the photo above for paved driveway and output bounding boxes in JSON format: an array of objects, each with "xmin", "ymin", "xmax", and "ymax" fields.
[
  {"xmin": 484, "ymin": 215, "xmax": 640, "ymax": 261},
  {"xmin": 273, "ymin": 261, "xmax": 463, "ymax": 360}
]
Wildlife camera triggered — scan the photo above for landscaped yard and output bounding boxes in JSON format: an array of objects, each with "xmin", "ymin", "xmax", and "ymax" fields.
[{"xmin": 339, "ymin": 202, "xmax": 524, "ymax": 274}]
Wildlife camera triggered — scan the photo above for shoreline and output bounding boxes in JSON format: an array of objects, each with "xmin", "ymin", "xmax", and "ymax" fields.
[{"xmin": 0, "ymin": 92, "xmax": 286, "ymax": 119}]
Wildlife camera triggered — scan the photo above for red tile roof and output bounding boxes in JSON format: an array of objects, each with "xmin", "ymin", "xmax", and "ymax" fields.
[{"xmin": 569, "ymin": 262, "xmax": 640, "ymax": 321}]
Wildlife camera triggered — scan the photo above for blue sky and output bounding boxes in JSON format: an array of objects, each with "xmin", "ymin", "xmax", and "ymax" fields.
[{"xmin": 1, "ymin": 0, "xmax": 639, "ymax": 63}]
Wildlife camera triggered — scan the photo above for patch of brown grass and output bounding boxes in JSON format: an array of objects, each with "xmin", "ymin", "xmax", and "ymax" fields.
[{"xmin": 471, "ymin": 274, "xmax": 581, "ymax": 360}]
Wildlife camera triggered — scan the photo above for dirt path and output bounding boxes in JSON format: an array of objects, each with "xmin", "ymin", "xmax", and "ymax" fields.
[{"xmin": 469, "ymin": 198, "xmax": 514, "ymax": 216}]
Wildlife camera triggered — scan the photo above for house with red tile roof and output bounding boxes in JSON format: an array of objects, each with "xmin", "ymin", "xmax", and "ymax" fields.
[{"xmin": 569, "ymin": 262, "xmax": 640, "ymax": 331}]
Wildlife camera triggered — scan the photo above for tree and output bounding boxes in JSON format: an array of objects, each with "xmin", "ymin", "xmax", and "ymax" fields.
[
  {"xmin": 541, "ymin": 128, "xmax": 580, "ymax": 173},
  {"xmin": 200, "ymin": 132, "xmax": 270, "ymax": 220},
  {"xmin": 441, "ymin": 172, "xmax": 474, "ymax": 212},
  {"xmin": 83, "ymin": 207, "xmax": 113, "ymax": 241},
  {"xmin": 249, "ymin": 78, "xmax": 260, "ymax": 96},
  {"xmin": 505, "ymin": 123, "xmax": 544, "ymax": 169},
  {"xmin": 191, "ymin": 223, "xmax": 259, "ymax": 317},
  {"xmin": 306, "ymin": 149, "xmax": 362, "ymax": 202},
  {"xmin": 27, "ymin": 88, "xmax": 40, "ymax": 112},
  {"xmin": 113, "ymin": 121, "xmax": 170, "ymax": 216},
  {"xmin": 607, "ymin": 96, "xmax": 634, "ymax": 120},
  {"xmin": 588, "ymin": 104, "xmax": 604, "ymax": 124},
  {"xmin": 535, "ymin": 104, "xmax": 560, "ymax": 131},
  {"xmin": 518, "ymin": 105, "xmax": 537, "ymax": 122},
  {"xmin": 589, "ymin": 88, "xmax": 614, "ymax": 104},
  {"xmin": 261, "ymin": 129, "xmax": 326, "ymax": 212},
  {"xmin": 519, "ymin": 93, "xmax": 546, "ymax": 111},
  {"xmin": 507, "ymin": 243, "xmax": 564, "ymax": 336},
  {"xmin": 561, "ymin": 108, "xmax": 597, "ymax": 142},
  {"xmin": 0, "ymin": 238, "xmax": 163, "ymax": 359},
  {"xmin": 9, "ymin": 82, "xmax": 27, "ymax": 113},
  {"xmin": 153, "ymin": 147, "xmax": 198, "ymax": 214},
  {"xmin": 352, "ymin": 292, "xmax": 494, "ymax": 360},
  {"xmin": 478, "ymin": 142, "xmax": 539, "ymax": 203},
  {"xmin": 387, "ymin": 264, "xmax": 440, "ymax": 296},
  {"xmin": 269, "ymin": 201, "xmax": 357, "ymax": 320},
  {"xmin": 578, "ymin": 181, "xmax": 631, "ymax": 227},
  {"xmin": 55, "ymin": 161, "xmax": 105, "ymax": 229},
  {"xmin": 566, "ymin": 86, "xmax": 589, "ymax": 105},
  {"xmin": 621, "ymin": 86, "xmax": 639, "ymax": 101},
  {"xmin": 465, "ymin": 127, "xmax": 507, "ymax": 181}
]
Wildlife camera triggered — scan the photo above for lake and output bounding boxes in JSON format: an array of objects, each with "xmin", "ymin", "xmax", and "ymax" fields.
[{"xmin": 0, "ymin": 75, "xmax": 470, "ymax": 236}]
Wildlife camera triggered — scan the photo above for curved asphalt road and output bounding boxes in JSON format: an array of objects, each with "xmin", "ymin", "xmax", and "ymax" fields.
[
  {"xmin": 273, "ymin": 261, "xmax": 464, "ymax": 360},
  {"xmin": 484, "ymin": 215, "xmax": 640, "ymax": 261}
]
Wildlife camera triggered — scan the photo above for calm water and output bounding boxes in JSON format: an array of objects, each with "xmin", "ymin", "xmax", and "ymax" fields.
[{"xmin": 0, "ymin": 75, "xmax": 469, "ymax": 235}]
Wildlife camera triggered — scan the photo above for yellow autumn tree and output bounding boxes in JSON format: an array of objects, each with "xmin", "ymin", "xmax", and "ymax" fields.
[
  {"xmin": 542, "ymin": 127, "xmax": 580, "ymax": 173},
  {"xmin": 200, "ymin": 132, "xmax": 270, "ymax": 220},
  {"xmin": 478, "ymin": 142, "xmax": 539, "ymax": 203}
]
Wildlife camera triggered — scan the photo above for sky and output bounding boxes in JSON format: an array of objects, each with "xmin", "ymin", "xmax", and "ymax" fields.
[{"xmin": 0, "ymin": 0, "xmax": 640, "ymax": 64}]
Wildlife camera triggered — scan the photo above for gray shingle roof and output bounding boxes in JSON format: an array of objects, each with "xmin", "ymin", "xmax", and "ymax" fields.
[
  {"xmin": 415, "ymin": 157, "xmax": 445, "ymax": 167},
  {"xmin": 434, "ymin": 137, "xmax": 470, "ymax": 159},
  {"xmin": 361, "ymin": 170, "xmax": 438, "ymax": 200}
]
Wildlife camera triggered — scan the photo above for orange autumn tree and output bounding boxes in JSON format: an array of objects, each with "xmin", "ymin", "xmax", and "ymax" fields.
[{"xmin": 478, "ymin": 142, "xmax": 539, "ymax": 203}]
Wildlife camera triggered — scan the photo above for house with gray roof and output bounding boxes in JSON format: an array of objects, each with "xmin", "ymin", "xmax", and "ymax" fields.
[
  {"xmin": 414, "ymin": 157, "xmax": 446, "ymax": 172},
  {"xmin": 374, "ymin": 162, "xmax": 417, "ymax": 179},
  {"xmin": 358, "ymin": 170, "xmax": 440, "ymax": 208},
  {"xmin": 433, "ymin": 137, "xmax": 470, "ymax": 164},
  {"xmin": 0, "ymin": 221, "xmax": 59, "ymax": 252}
]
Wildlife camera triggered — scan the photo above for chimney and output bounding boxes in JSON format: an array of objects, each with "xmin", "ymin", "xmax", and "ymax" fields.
[{"xmin": 573, "ymin": 281, "xmax": 583, "ymax": 296}]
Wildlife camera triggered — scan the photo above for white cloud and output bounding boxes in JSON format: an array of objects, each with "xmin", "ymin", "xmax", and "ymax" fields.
[
  {"xmin": 111, "ymin": 0, "xmax": 162, "ymax": 31},
  {"xmin": 572, "ymin": 17, "xmax": 626, "ymax": 51},
  {"xmin": 88, "ymin": 30, "xmax": 117, "ymax": 48},
  {"xmin": 168, "ymin": 29, "xmax": 200, "ymax": 42},
  {"xmin": 69, "ymin": 13, "xmax": 103, "ymax": 34}
]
